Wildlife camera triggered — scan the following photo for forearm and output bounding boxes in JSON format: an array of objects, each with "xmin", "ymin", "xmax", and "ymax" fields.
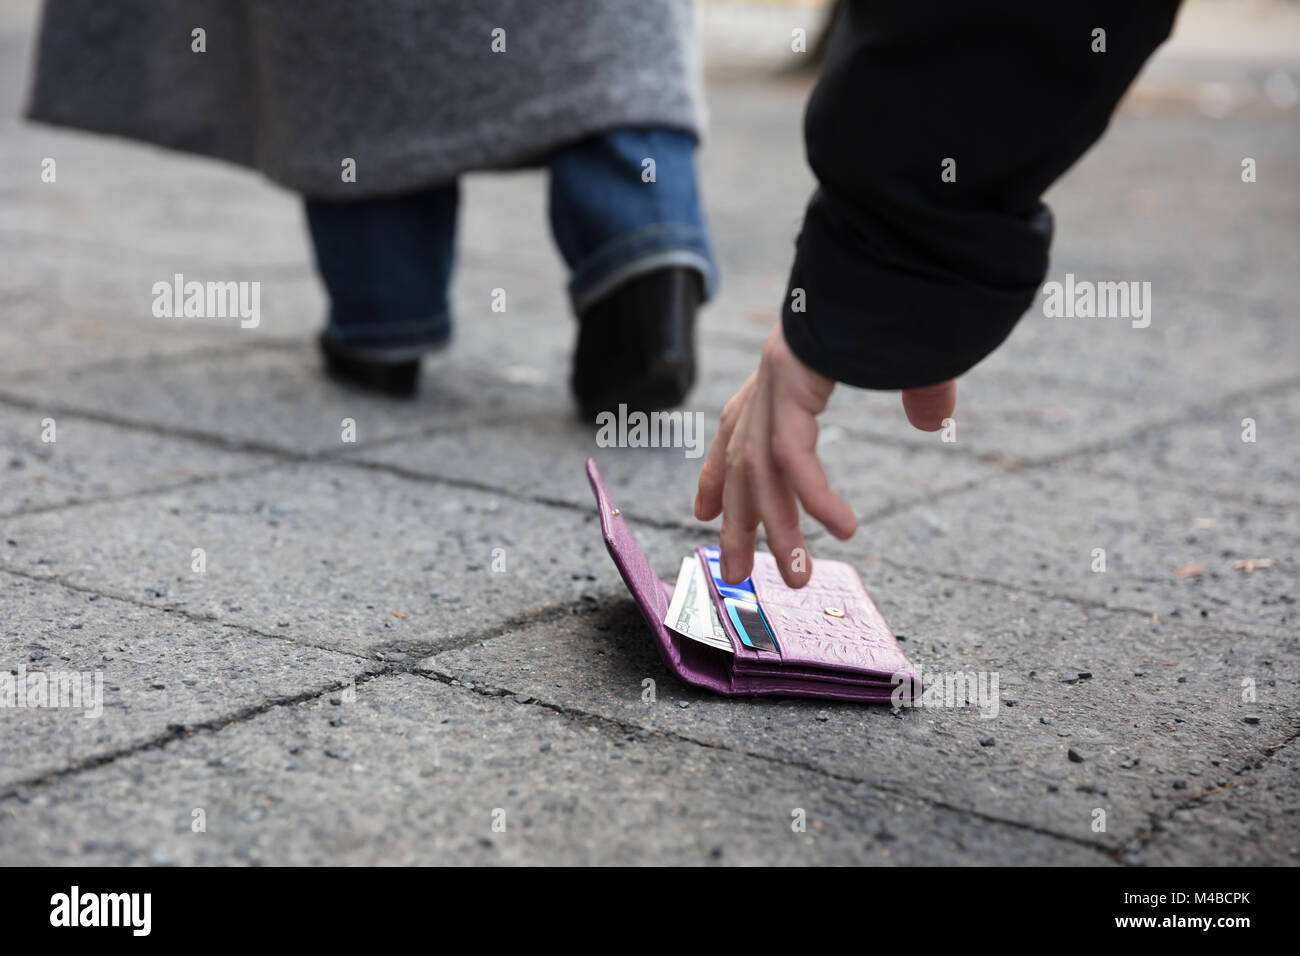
[{"xmin": 783, "ymin": 0, "xmax": 1182, "ymax": 389}]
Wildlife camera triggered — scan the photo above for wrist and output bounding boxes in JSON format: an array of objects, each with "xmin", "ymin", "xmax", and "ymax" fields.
[{"xmin": 765, "ymin": 325, "xmax": 835, "ymax": 404}]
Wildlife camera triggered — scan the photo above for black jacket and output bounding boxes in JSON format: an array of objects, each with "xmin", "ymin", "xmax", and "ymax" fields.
[{"xmin": 782, "ymin": 1, "xmax": 1183, "ymax": 389}]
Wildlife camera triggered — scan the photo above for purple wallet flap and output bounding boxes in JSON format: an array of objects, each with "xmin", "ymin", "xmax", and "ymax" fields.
[{"xmin": 586, "ymin": 459, "xmax": 733, "ymax": 694}]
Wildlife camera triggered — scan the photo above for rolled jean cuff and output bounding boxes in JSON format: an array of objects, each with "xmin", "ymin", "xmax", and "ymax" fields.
[
  {"xmin": 567, "ymin": 222, "xmax": 717, "ymax": 314},
  {"xmin": 323, "ymin": 311, "xmax": 452, "ymax": 362}
]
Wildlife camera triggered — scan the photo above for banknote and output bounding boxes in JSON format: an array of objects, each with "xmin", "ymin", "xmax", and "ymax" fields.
[{"xmin": 663, "ymin": 555, "xmax": 733, "ymax": 653}]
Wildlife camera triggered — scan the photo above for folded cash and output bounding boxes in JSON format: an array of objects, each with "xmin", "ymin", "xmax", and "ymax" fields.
[{"xmin": 663, "ymin": 554, "xmax": 733, "ymax": 653}]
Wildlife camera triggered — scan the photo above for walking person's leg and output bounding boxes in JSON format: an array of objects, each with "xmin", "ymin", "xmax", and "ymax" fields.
[
  {"xmin": 304, "ymin": 183, "xmax": 460, "ymax": 396},
  {"xmin": 549, "ymin": 127, "xmax": 717, "ymax": 419}
]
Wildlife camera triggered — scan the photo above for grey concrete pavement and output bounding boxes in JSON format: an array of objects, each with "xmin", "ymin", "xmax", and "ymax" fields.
[
  {"xmin": 423, "ymin": 565, "xmax": 1297, "ymax": 862},
  {"xmin": 3, "ymin": 673, "xmax": 1106, "ymax": 866},
  {"xmin": 1, "ymin": 574, "xmax": 371, "ymax": 791},
  {"xmin": 1, "ymin": 0, "xmax": 1297, "ymax": 865}
]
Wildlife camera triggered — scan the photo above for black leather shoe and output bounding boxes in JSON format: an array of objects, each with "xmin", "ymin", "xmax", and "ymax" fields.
[
  {"xmin": 318, "ymin": 333, "xmax": 420, "ymax": 398},
  {"xmin": 572, "ymin": 266, "xmax": 701, "ymax": 420}
]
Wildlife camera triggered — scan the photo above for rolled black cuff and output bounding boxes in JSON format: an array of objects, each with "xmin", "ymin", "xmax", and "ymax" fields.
[{"xmin": 781, "ymin": 188, "xmax": 1051, "ymax": 391}]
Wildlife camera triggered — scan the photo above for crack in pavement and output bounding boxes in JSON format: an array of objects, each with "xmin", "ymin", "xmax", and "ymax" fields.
[
  {"xmin": 0, "ymin": 567, "xmax": 636, "ymax": 801},
  {"xmin": 867, "ymin": 554, "xmax": 1296, "ymax": 637},
  {"xmin": 4, "ymin": 367, "xmax": 1294, "ymax": 552},
  {"xmin": 0, "ymin": 385, "xmax": 517, "ymax": 462},
  {"xmin": 0, "ymin": 437, "xmax": 1281, "ymax": 668},
  {"xmin": 1124, "ymin": 725, "xmax": 1300, "ymax": 863},
  {"xmin": 828, "ymin": 371, "xmax": 1300, "ymax": 476},
  {"xmin": 1074, "ymin": 464, "xmax": 1300, "ymax": 512},
  {"xmin": 408, "ymin": 661, "xmax": 1124, "ymax": 862},
  {"xmin": 0, "ymin": 563, "xmax": 382, "ymax": 665},
  {"xmin": 3, "ymin": 345, "xmax": 1293, "ymax": 497},
  {"xmin": 0, "ymin": 666, "xmax": 395, "ymax": 802},
  {"xmin": 0, "ymin": 388, "xmax": 578, "ymax": 520},
  {"xmin": 0, "ymin": 340, "xmax": 260, "ymax": 388},
  {"xmin": 0, "ymin": 563, "xmax": 629, "ymax": 669},
  {"xmin": 2, "ymin": 360, "xmax": 1293, "ymax": 856},
  {"xmin": 2, "ymin": 557, "xmax": 1287, "ymax": 864},
  {"xmin": 0, "ymin": 639, "xmax": 1117, "ymax": 862},
  {"xmin": 0, "ymin": 462, "xmax": 285, "ymax": 521}
]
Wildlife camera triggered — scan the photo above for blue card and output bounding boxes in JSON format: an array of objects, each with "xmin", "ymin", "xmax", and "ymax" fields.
[{"xmin": 702, "ymin": 546, "xmax": 757, "ymax": 602}]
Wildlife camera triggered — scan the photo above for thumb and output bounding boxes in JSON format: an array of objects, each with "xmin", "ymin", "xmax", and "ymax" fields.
[{"xmin": 901, "ymin": 380, "xmax": 956, "ymax": 432}]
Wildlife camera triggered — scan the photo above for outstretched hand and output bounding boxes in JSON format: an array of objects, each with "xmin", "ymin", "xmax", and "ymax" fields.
[{"xmin": 694, "ymin": 325, "xmax": 955, "ymax": 588}]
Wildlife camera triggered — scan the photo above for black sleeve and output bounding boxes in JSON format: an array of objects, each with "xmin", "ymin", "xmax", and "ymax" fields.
[{"xmin": 781, "ymin": 0, "xmax": 1182, "ymax": 390}]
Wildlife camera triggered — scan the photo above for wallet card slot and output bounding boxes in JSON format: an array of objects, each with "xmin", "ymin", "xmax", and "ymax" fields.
[{"xmin": 694, "ymin": 546, "xmax": 776, "ymax": 659}]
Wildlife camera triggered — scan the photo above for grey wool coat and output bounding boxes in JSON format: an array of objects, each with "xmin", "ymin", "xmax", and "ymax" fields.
[{"xmin": 26, "ymin": 0, "xmax": 704, "ymax": 198}]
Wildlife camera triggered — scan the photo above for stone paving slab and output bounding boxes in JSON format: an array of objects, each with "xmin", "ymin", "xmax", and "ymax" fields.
[
  {"xmin": 1044, "ymin": 109, "xmax": 1300, "ymax": 306},
  {"xmin": 0, "ymin": 115, "xmax": 313, "ymax": 270},
  {"xmin": 1135, "ymin": 735, "xmax": 1300, "ymax": 865},
  {"xmin": 0, "ymin": 404, "xmax": 275, "ymax": 517},
  {"xmin": 0, "ymin": 236, "xmax": 322, "ymax": 334},
  {"xmin": 0, "ymin": 121, "xmax": 325, "ymax": 361},
  {"xmin": 0, "ymin": 199, "xmax": 593, "ymax": 371},
  {"xmin": 0, "ymin": 316, "xmax": 781, "ymax": 462},
  {"xmin": 973, "ymin": 288, "xmax": 1298, "ymax": 402},
  {"xmin": 0, "ymin": 573, "xmax": 369, "ymax": 791},
  {"xmin": 819, "ymin": 294, "xmax": 1299, "ymax": 467},
  {"xmin": 6, "ymin": 269, "xmax": 1286, "ymax": 476},
  {"xmin": 353, "ymin": 415, "xmax": 1006, "ymax": 529},
  {"xmin": 820, "ymin": 462, "xmax": 1299, "ymax": 635},
  {"xmin": 0, "ymin": 346, "xmax": 535, "ymax": 455},
  {"xmin": 423, "ymin": 563, "xmax": 1298, "ymax": 857},
  {"xmin": 0, "ymin": 460, "xmax": 692, "ymax": 658},
  {"xmin": 0, "ymin": 240, "xmax": 602, "ymax": 392},
  {"xmin": 14, "ymin": 82, "xmax": 1292, "ymax": 478},
  {"xmin": 2, "ymin": 0, "xmax": 1295, "ymax": 867},
  {"xmin": 0, "ymin": 672, "xmax": 1104, "ymax": 865},
  {"xmin": 1, "ymin": 87, "xmax": 810, "ymax": 380},
  {"xmin": 820, "ymin": 369, "xmax": 1152, "ymax": 467},
  {"xmin": 1080, "ymin": 386, "xmax": 1300, "ymax": 509},
  {"xmin": 0, "ymin": 261, "xmax": 245, "ymax": 380}
]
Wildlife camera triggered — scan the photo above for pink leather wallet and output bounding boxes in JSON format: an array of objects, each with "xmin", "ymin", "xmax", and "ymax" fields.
[{"xmin": 588, "ymin": 459, "xmax": 919, "ymax": 702}]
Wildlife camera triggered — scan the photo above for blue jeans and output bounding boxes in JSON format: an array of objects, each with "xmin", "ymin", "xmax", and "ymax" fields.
[{"xmin": 305, "ymin": 128, "xmax": 716, "ymax": 360}]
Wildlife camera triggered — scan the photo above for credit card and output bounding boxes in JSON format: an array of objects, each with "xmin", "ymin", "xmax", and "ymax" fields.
[
  {"xmin": 702, "ymin": 546, "xmax": 757, "ymax": 602},
  {"xmin": 723, "ymin": 597, "xmax": 779, "ymax": 653}
]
